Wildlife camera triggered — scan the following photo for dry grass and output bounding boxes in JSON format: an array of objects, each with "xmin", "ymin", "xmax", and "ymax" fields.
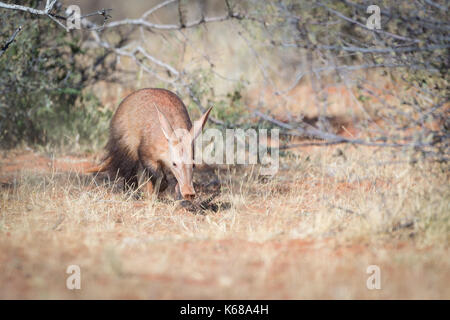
[{"xmin": 0, "ymin": 145, "xmax": 448, "ymax": 299}]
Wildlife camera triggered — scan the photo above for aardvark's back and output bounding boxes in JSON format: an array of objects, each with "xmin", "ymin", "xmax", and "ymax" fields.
[
  {"xmin": 105, "ymin": 88, "xmax": 192, "ymax": 181},
  {"xmin": 112, "ymin": 88, "xmax": 192, "ymax": 152}
]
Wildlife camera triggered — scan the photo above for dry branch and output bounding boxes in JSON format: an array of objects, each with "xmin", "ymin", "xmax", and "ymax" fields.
[
  {"xmin": 0, "ymin": 1, "xmax": 111, "ymax": 32},
  {"xmin": 0, "ymin": 25, "xmax": 22, "ymax": 58}
]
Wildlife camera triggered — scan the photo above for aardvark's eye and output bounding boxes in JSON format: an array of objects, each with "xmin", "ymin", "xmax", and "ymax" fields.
[{"xmin": 172, "ymin": 162, "xmax": 177, "ymax": 167}]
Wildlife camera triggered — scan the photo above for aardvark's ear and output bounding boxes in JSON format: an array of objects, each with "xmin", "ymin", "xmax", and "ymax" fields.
[
  {"xmin": 191, "ymin": 106, "xmax": 213, "ymax": 141},
  {"xmin": 155, "ymin": 104, "xmax": 176, "ymax": 142}
]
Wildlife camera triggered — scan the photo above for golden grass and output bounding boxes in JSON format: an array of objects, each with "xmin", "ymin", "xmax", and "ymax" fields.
[{"xmin": 0, "ymin": 145, "xmax": 448, "ymax": 299}]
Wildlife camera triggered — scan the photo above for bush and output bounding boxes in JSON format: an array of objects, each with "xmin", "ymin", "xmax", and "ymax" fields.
[{"xmin": 0, "ymin": 0, "xmax": 110, "ymax": 151}]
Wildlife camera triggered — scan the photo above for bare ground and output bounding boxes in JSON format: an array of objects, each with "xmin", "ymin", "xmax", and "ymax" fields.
[{"xmin": 0, "ymin": 145, "xmax": 449, "ymax": 299}]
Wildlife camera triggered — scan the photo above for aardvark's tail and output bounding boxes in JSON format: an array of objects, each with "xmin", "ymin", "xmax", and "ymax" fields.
[{"xmin": 84, "ymin": 157, "xmax": 112, "ymax": 174}]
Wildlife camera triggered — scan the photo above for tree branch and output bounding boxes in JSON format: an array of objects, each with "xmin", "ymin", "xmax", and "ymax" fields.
[
  {"xmin": 254, "ymin": 109, "xmax": 433, "ymax": 149},
  {"xmin": 104, "ymin": 2, "xmax": 248, "ymax": 31},
  {"xmin": 0, "ymin": 1, "xmax": 111, "ymax": 32},
  {"xmin": 316, "ymin": 2, "xmax": 420, "ymax": 43},
  {"xmin": 0, "ymin": 25, "xmax": 22, "ymax": 58}
]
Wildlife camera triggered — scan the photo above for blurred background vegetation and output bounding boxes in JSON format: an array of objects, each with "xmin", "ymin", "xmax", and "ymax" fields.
[
  {"xmin": 0, "ymin": 0, "xmax": 448, "ymax": 160},
  {"xmin": 0, "ymin": 1, "xmax": 115, "ymax": 151}
]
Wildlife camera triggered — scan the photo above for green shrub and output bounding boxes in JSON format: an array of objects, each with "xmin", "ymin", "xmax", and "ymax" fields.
[{"xmin": 0, "ymin": 1, "xmax": 110, "ymax": 151}]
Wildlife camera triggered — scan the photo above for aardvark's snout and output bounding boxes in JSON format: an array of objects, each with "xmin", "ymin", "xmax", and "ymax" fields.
[
  {"xmin": 180, "ymin": 185, "xmax": 196, "ymax": 200},
  {"xmin": 183, "ymin": 193, "xmax": 195, "ymax": 201}
]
